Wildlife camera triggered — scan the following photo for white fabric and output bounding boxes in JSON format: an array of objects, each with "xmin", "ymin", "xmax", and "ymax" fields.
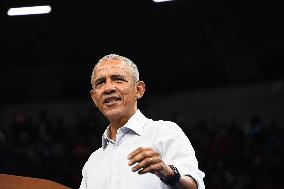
[{"xmin": 79, "ymin": 109, "xmax": 205, "ymax": 189}]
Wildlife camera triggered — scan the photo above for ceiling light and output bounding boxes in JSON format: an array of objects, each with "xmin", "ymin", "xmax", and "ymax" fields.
[
  {"xmin": 153, "ymin": 0, "xmax": 174, "ymax": 2},
  {"xmin": 7, "ymin": 5, "xmax": 51, "ymax": 16}
]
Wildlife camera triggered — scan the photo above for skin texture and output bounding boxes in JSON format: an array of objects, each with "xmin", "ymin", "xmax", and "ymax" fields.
[
  {"xmin": 90, "ymin": 58, "xmax": 145, "ymax": 139},
  {"xmin": 90, "ymin": 58, "xmax": 197, "ymax": 189}
]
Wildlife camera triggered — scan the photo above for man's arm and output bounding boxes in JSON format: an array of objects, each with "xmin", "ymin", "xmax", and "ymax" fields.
[
  {"xmin": 177, "ymin": 175, "xmax": 198, "ymax": 189},
  {"xmin": 128, "ymin": 147, "xmax": 197, "ymax": 189}
]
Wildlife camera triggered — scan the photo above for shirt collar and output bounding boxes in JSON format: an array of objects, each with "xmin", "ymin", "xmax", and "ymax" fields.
[{"xmin": 101, "ymin": 109, "xmax": 147, "ymax": 149}]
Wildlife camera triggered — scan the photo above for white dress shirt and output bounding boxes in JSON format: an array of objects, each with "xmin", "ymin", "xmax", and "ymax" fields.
[{"xmin": 79, "ymin": 109, "xmax": 205, "ymax": 189}]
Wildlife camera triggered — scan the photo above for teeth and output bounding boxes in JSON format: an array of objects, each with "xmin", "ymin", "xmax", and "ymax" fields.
[{"xmin": 104, "ymin": 97, "xmax": 120, "ymax": 103}]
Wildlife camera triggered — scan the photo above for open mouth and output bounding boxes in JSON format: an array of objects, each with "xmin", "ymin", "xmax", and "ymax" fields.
[{"xmin": 103, "ymin": 96, "xmax": 122, "ymax": 105}]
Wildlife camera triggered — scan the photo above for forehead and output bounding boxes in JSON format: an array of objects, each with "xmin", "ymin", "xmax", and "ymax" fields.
[{"xmin": 94, "ymin": 59, "xmax": 131, "ymax": 78}]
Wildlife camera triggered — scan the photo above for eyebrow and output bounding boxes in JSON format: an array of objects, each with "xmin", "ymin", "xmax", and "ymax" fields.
[
  {"xmin": 94, "ymin": 74, "xmax": 128, "ymax": 85},
  {"xmin": 111, "ymin": 74, "xmax": 127, "ymax": 81}
]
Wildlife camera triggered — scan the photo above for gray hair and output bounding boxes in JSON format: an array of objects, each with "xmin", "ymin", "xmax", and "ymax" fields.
[{"xmin": 91, "ymin": 54, "xmax": 140, "ymax": 86}]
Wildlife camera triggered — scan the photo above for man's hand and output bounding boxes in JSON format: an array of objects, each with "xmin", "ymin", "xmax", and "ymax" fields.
[
  {"xmin": 127, "ymin": 147, "xmax": 174, "ymax": 178},
  {"xmin": 127, "ymin": 147, "xmax": 198, "ymax": 189}
]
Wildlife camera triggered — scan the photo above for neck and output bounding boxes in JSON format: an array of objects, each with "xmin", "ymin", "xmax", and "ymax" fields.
[
  {"xmin": 108, "ymin": 118, "xmax": 128, "ymax": 141},
  {"xmin": 108, "ymin": 110, "xmax": 137, "ymax": 141}
]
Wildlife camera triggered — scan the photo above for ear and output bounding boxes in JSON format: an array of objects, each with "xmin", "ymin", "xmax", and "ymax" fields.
[
  {"xmin": 135, "ymin": 81, "xmax": 145, "ymax": 100},
  {"xmin": 90, "ymin": 90, "xmax": 97, "ymax": 106}
]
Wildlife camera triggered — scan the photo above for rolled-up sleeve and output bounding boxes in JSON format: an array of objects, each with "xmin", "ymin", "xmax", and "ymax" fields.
[{"xmin": 154, "ymin": 121, "xmax": 205, "ymax": 189}]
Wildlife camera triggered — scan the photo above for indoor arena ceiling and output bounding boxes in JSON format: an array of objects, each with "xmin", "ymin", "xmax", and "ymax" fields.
[{"xmin": 0, "ymin": 0, "xmax": 283, "ymax": 101}]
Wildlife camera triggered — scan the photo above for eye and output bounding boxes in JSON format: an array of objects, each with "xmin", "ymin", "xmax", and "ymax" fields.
[
  {"xmin": 96, "ymin": 81, "xmax": 103, "ymax": 86},
  {"xmin": 113, "ymin": 76, "xmax": 127, "ymax": 83},
  {"xmin": 95, "ymin": 79, "xmax": 105, "ymax": 87},
  {"xmin": 115, "ymin": 78, "xmax": 124, "ymax": 83}
]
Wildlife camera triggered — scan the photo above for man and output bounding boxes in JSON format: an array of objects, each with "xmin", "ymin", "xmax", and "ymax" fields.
[{"xmin": 79, "ymin": 54, "xmax": 205, "ymax": 189}]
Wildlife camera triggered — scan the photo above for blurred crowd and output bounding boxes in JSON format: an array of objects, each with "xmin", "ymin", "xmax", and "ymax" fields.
[
  {"xmin": 186, "ymin": 115, "xmax": 283, "ymax": 189},
  {"xmin": 0, "ymin": 108, "xmax": 283, "ymax": 189}
]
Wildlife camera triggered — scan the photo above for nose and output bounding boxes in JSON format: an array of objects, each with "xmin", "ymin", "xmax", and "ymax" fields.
[{"xmin": 102, "ymin": 80, "xmax": 116, "ymax": 95}]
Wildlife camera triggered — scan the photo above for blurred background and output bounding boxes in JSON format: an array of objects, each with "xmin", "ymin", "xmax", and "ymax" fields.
[{"xmin": 0, "ymin": 0, "xmax": 283, "ymax": 188}]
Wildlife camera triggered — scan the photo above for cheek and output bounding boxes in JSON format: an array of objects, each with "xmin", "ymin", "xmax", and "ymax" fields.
[
  {"xmin": 122, "ymin": 89, "xmax": 136, "ymax": 102},
  {"xmin": 92, "ymin": 93, "xmax": 101, "ymax": 105},
  {"xmin": 119, "ymin": 85, "xmax": 131, "ymax": 95}
]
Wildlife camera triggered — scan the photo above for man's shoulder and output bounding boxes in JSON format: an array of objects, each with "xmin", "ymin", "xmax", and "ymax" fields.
[
  {"xmin": 146, "ymin": 119, "xmax": 190, "ymax": 145},
  {"xmin": 148, "ymin": 118, "xmax": 177, "ymax": 126},
  {"xmin": 146, "ymin": 119, "xmax": 182, "ymax": 131},
  {"xmin": 86, "ymin": 147, "xmax": 104, "ymax": 162},
  {"xmin": 82, "ymin": 147, "xmax": 104, "ymax": 171}
]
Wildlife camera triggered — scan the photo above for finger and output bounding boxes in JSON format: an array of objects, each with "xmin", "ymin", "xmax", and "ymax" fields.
[
  {"xmin": 138, "ymin": 162, "xmax": 164, "ymax": 175},
  {"xmin": 127, "ymin": 147, "xmax": 152, "ymax": 160},
  {"xmin": 131, "ymin": 157, "xmax": 157, "ymax": 172},
  {"xmin": 128, "ymin": 150, "xmax": 159, "ymax": 166}
]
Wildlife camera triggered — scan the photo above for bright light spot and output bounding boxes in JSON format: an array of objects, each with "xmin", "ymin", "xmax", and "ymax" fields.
[
  {"xmin": 153, "ymin": 0, "xmax": 174, "ymax": 2},
  {"xmin": 7, "ymin": 5, "xmax": 51, "ymax": 16}
]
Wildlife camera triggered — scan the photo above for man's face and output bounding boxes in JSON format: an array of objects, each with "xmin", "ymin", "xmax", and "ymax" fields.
[{"xmin": 90, "ymin": 59, "xmax": 144, "ymax": 121}]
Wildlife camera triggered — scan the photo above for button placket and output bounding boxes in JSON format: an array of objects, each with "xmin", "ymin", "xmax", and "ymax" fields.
[{"xmin": 110, "ymin": 141, "xmax": 120, "ymax": 189}]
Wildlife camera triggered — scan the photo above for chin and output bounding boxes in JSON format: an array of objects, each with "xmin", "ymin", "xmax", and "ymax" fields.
[{"xmin": 103, "ymin": 108, "xmax": 124, "ymax": 120}]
